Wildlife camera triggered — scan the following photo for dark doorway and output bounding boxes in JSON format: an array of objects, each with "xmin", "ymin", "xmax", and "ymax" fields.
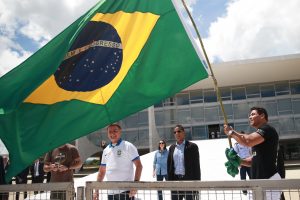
[{"xmin": 208, "ymin": 124, "xmax": 220, "ymax": 139}]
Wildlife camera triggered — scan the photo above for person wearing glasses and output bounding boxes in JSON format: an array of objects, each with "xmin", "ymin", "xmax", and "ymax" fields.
[
  {"xmin": 224, "ymin": 107, "xmax": 281, "ymax": 200},
  {"xmin": 153, "ymin": 140, "xmax": 169, "ymax": 200},
  {"xmin": 167, "ymin": 125, "xmax": 201, "ymax": 200}
]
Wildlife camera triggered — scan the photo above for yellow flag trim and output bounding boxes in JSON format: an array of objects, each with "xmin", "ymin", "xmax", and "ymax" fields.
[{"xmin": 25, "ymin": 11, "xmax": 159, "ymax": 105}]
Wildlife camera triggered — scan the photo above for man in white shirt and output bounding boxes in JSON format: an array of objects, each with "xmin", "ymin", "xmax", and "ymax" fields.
[{"xmin": 95, "ymin": 123, "xmax": 143, "ymax": 200}]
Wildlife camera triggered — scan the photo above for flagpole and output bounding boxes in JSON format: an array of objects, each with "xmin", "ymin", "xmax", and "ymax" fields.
[{"xmin": 180, "ymin": 0, "xmax": 232, "ymax": 148}]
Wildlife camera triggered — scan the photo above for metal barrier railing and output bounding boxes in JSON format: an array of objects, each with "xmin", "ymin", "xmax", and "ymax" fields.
[
  {"xmin": 85, "ymin": 179, "xmax": 300, "ymax": 200},
  {"xmin": 0, "ymin": 182, "xmax": 74, "ymax": 200},
  {"xmin": 0, "ymin": 179, "xmax": 299, "ymax": 200}
]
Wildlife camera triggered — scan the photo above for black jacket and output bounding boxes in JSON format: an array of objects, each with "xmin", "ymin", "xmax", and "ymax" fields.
[
  {"xmin": 0, "ymin": 156, "xmax": 5, "ymax": 185},
  {"xmin": 15, "ymin": 167, "xmax": 29, "ymax": 184},
  {"xmin": 30, "ymin": 162, "xmax": 45, "ymax": 183},
  {"xmin": 167, "ymin": 140, "xmax": 201, "ymax": 180}
]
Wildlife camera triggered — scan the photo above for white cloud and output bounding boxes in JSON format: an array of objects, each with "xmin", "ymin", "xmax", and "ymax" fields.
[
  {"xmin": 0, "ymin": 36, "xmax": 31, "ymax": 76},
  {"xmin": 0, "ymin": 49, "xmax": 31, "ymax": 76},
  {"xmin": 0, "ymin": 0, "xmax": 99, "ymax": 76},
  {"xmin": 203, "ymin": 0, "xmax": 300, "ymax": 62}
]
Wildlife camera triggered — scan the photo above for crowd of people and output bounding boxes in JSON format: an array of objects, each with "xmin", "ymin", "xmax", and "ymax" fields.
[
  {"xmin": 93, "ymin": 107, "xmax": 285, "ymax": 200},
  {"xmin": 0, "ymin": 106, "xmax": 286, "ymax": 200}
]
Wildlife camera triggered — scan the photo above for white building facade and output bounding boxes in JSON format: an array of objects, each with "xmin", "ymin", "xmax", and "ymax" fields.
[{"xmin": 80, "ymin": 53, "xmax": 300, "ymax": 162}]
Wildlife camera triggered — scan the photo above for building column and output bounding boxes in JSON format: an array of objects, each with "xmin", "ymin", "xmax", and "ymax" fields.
[{"xmin": 148, "ymin": 106, "xmax": 160, "ymax": 152}]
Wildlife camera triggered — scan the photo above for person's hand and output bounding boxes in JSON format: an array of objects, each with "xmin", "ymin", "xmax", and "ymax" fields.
[
  {"xmin": 223, "ymin": 124, "xmax": 233, "ymax": 136},
  {"xmin": 152, "ymin": 171, "xmax": 156, "ymax": 178},
  {"xmin": 50, "ymin": 163, "xmax": 58, "ymax": 172},
  {"xmin": 57, "ymin": 164, "xmax": 68, "ymax": 172},
  {"xmin": 93, "ymin": 190, "xmax": 99, "ymax": 200},
  {"xmin": 129, "ymin": 190, "xmax": 137, "ymax": 198}
]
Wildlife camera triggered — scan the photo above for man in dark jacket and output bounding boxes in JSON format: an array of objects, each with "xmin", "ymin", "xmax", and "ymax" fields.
[
  {"xmin": 0, "ymin": 156, "xmax": 5, "ymax": 185},
  {"xmin": 30, "ymin": 159, "xmax": 45, "ymax": 194},
  {"xmin": 167, "ymin": 125, "xmax": 201, "ymax": 200},
  {"xmin": 0, "ymin": 155, "xmax": 9, "ymax": 200}
]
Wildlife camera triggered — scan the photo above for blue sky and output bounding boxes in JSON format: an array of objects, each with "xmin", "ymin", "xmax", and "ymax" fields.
[
  {"xmin": 193, "ymin": 0, "xmax": 228, "ymax": 37},
  {"xmin": 0, "ymin": 0, "xmax": 300, "ymax": 76}
]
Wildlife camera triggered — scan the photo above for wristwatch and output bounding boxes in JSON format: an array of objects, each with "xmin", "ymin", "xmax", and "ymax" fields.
[{"xmin": 228, "ymin": 130, "xmax": 235, "ymax": 136}]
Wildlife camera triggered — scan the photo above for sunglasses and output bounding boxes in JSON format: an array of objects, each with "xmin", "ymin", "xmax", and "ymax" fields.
[
  {"xmin": 173, "ymin": 130, "xmax": 182, "ymax": 134},
  {"xmin": 159, "ymin": 142, "xmax": 165, "ymax": 144}
]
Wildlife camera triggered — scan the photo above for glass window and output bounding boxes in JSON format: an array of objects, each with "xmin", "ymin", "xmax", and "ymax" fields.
[
  {"xmin": 295, "ymin": 117, "xmax": 300, "ymax": 132},
  {"xmin": 138, "ymin": 129, "xmax": 149, "ymax": 147},
  {"xmin": 163, "ymin": 97, "xmax": 175, "ymax": 106},
  {"xmin": 248, "ymin": 100, "xmax": 263, "ymax": 109},
  {"xmin": 191, "ymin": 107, "xmax": 204, "ymax": 123},
  {"xmin": 291, "ymin": 81, "xmax": 300, "ymax": 94},
  {"xmin": 123, "ymin": 114, "xmax": 138, "ymax": 128},
  {"xmin": 261, "ymin": 100, "xmax": 278, "ymax": 117},
  {"xmin": 219, "ymin": 104, "xmax": 233, "ymax": 120},
  {"xmin": 192, "ymin": 126, "xmax": 207, "ymax": 139},
  {"xmin": 123, "ymin": 130, "xmax": 139, "ymax": 144},
  {"xmin": 285, "ymin": 142, "xmax": 300, "ymax": 160},
  {"xmin": 176, "ymin": 93, "xmax": 190, "ymax": 105},
  {"xmin": 138, "ymin": 111, "xmax": 148, "ymax": 126},
  {"xmin": 234, "ymin": 122, "xmax": 251, "ymax": 133},
  {"xmin": 246, "ymin": 85, "xmax": 260, "ymax": 98},
  {"xmin": 158, "ymin": 127, "xmax": 175, "ymax": 141},
  {"xmin": 275, "ymin": 81, "xmax": 290, "ymax": 96},
  {"xmin": 260, "ymin": 84, "xmax": 275, "ymax": 97},
  {"xmin": 232, "ymin": 87, "xmax": 246, "ymax": 100},
  {"xmin": 154, "ymin": 101, "xmax": 163, "ymax": 107},
  {"xmin": 279, "ymin": 117, "xmax": 295, "ymax": 132},
  {"xmin": 220, "ymin": 87, "xmax": 231, "ymax": 101},
  {"xmin": 233, "ymin": 103, "xmax": 249, "ymax": 119},
  {"xmin": 177, "ymin": 109, "xmax": 191, "ymax": 124},
  {"xmin": 292, "ymin": 98, "xmax": 300, "ymax": 114},
  {"xmin": 184, "ymin": 127, "xmax": 192, "ymax": 140},
  {"xmin": 157, "ymin": 128, "xmax": 170, "ymax": 141},
  {"xmin": 268, "ymin": 120, "xmax": 280, "ymax": 134},
  {"xmin": 190, "ymin": 90, "xmax": 203, "ymax": 104},
  {"xmin": 278, "ymin": 98, "xmax": 292, "ymax": 115},
  {"xmin": 204, "ymin": 106, "xmax": 219, "ymax": 122},
  {"xmin": 87, "ymin": 129, "xmax": 109, "ymax": 147},
  {"xmin": 154, "ymin": 111, "xmax": 164, "ymax": 126},
  {"xmin": 164, "ymin": 109, "xmax": 177, "ymax": 124},
  {"xmin": 204, "ymin": 89, "xmax": 217, "ymax": 103}
]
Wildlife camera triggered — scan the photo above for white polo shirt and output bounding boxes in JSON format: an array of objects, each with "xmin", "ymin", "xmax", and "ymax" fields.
[{"xmin": 101, "ymin": 139, "xmax": 140, "ymax": 182}]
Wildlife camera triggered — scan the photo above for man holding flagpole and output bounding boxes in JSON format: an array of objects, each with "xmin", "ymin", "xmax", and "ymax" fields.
[{"xmin": 224, "ymin": 107, "xmax": 281, "ymax": 200}]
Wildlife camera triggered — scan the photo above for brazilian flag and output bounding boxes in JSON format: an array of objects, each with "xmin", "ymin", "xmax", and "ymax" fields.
[{"xmin": 0, "ymin": 0, "xmax": 208, "ymax": 180}]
